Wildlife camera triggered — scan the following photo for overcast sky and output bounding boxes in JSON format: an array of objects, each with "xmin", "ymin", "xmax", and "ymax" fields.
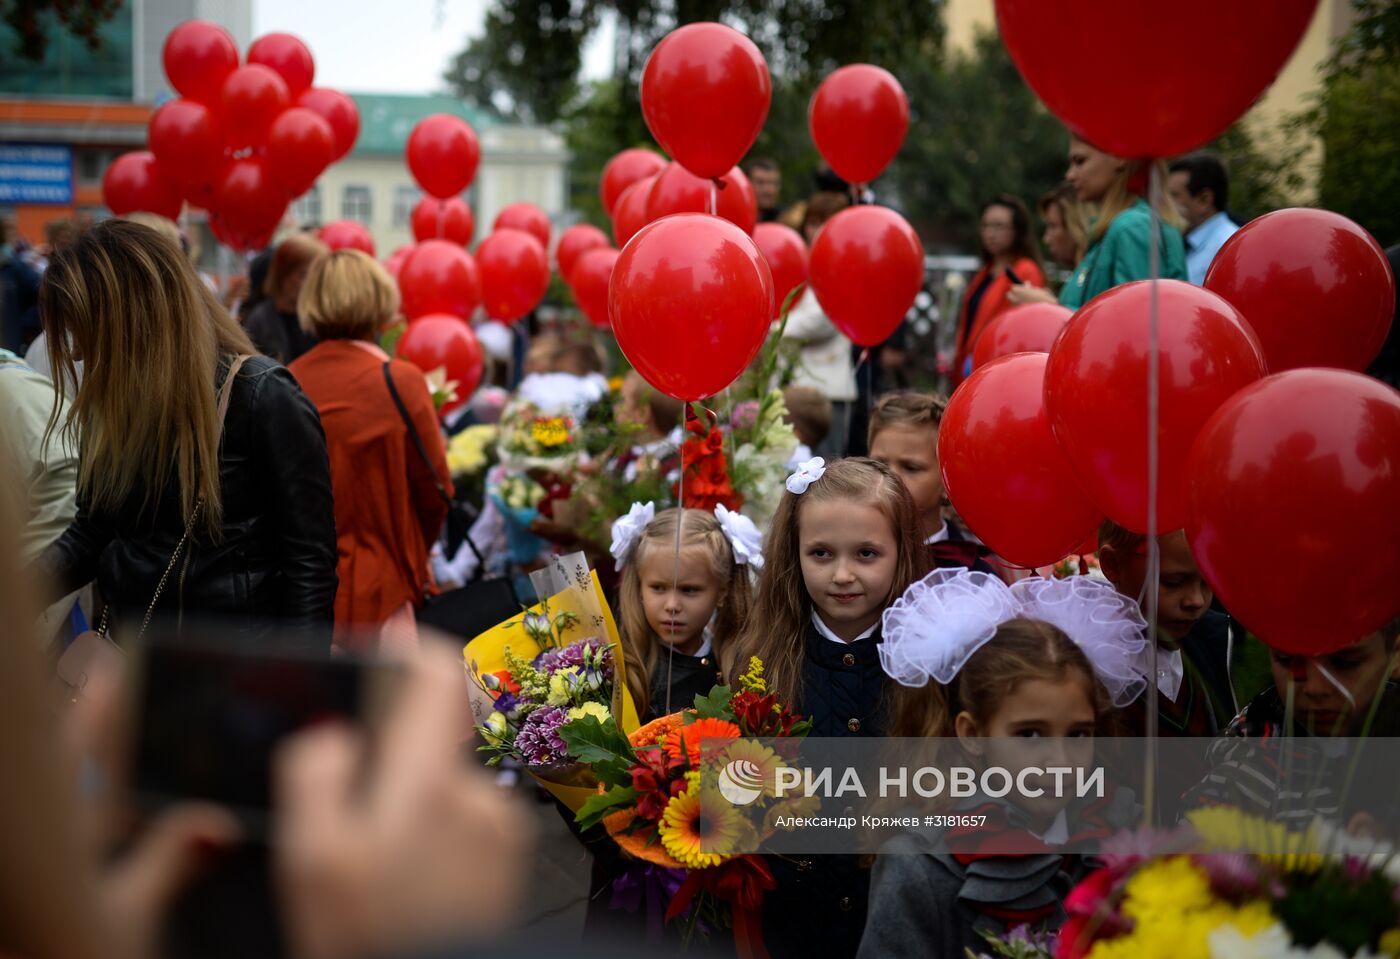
[{"xmin": 252, "ymin": 0, "xmax": 613, "ymax": 96}]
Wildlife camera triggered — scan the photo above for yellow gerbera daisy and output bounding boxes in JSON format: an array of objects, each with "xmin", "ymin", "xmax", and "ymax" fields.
[{"xmin": 658, "ymin": 783, "xmax": 743, "ymax": 868}]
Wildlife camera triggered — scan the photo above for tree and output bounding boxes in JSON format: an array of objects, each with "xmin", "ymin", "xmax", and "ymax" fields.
[
  {"xmin": 1306, "ymin": 0, "xmax": 1400, "ymax": 245},
  {"xmin": 885, "ymin": 28, "xmax": 1065, "ymax": 248},
  {"xmin": 2, "ymin": 0, "xmax": 123, "ymax": 61}
]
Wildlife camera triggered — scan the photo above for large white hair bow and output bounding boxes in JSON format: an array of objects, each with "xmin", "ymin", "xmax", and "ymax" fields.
[
  {"xmin": 609, "ymin": 501, "xmax": 655, "ymax": 571},
  {"xmin": 714, "ymin": 504, "xmax": 764, "ymax": 569},
  {"xmin": 879, "ymin": 568, "xmax": 1151, "ymax": 706}
]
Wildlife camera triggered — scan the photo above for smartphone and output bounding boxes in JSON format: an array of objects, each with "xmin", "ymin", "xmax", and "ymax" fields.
[
  {"xmin": 132, "ymin": 629, "xmax": 396, "ymax": 828},
  {"xmin": 1004, "ymin": 266, "xmax": 1024, "ymax": 285}
]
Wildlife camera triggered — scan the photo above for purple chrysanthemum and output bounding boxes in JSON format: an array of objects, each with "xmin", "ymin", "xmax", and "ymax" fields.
[
  {"xmin": 535, "ymin": 638, "xmax": 612, "ymax": 679},
  {"xmin": 515, "ymin": 706, "xmax": 569, "ymax": 766}
]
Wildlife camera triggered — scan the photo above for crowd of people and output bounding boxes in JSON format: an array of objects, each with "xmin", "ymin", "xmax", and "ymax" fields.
[{"xmin": 1, "ymin": 128, "xmax": 1399, "ymax": 959}]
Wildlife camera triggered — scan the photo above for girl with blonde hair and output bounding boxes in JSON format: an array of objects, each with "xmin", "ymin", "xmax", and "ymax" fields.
[{"xmin": 36, "ymin": 218, "xmax": 337, "ymax": 649}]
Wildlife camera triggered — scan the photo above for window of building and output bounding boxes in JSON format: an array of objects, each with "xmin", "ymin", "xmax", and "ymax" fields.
[
  {"xmin": 392, "ymin": 185, "xmax": 421, "ymax": 227},
  {"xmin": 292, "ymin": 185, "xmax": 323, "ymax": 226},
  {"xmin": 342, "ymin": 185, "xmax": 372, "ymax": 224}
]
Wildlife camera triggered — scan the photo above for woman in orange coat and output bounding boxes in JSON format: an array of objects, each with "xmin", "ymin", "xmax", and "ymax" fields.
[
  {"xmin": 289, "ymin": 250, "xmax": 453, "ymax": 651},
  {"xmin": 951, "ymin": 194, "xmax": 1046, "ymax": 386}
]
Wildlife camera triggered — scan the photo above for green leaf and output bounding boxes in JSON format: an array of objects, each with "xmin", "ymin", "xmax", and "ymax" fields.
[
  {"xmin": 558, "ymin": 715, "xmax": 638, "ymax": 787},
  {"xmin": 574, "ymin": 786, "xmax": 640, "ymax": 832},
  {"xmin": 692, "ymin": 685, "xmax": 734, "ymax": 720}
]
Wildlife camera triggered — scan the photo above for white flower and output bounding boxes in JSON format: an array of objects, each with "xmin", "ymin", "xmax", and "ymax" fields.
[
  {"xmin": 1207, "ymin": 922, "xmax": 1374, "ymax": 959},
  {"xmin": 714, "ymin": 503, "xmax": 765, "ymax": 569},
  {"xmin": 785, "ymin": 456, "xmax": 826, "ymax": 495},
  {"xmin": 609, "ymin": 501, "xmax": 655, "ymax": 571}
]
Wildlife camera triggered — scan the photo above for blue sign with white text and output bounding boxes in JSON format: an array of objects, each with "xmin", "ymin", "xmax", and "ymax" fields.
[{"xmin": 0, "ymin": 144, "xmax": 73, "ymax": 204}]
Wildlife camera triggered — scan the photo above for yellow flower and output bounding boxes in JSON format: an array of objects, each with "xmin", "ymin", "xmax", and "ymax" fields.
[
  {"xmin": 738, "ymin": 656, "xmax": 767, "ymax": 694},
  {"xmin": 482, "ymin": 711, "xmax": 508, "ymax": 747},
  {"xmin": 567, "ymin": 701, "xmax": 611, "ymax": 723},
  {"xmin": 447, "ymin": 425, "xmax": 497, "ymax": 475},
  {"xmin": 1380, "ymin": 928, "xmax": 1400, "ymax": 957},
  {"xmin": 608, "ymin": 375, "xmax": 625, "ymax": 392},
  {"xmin": 531, "ymin": 417, "xmax": 571, "ymax": 448},
  {"xmin": 547, "ymin": 667, "xmax": 580, "ymax": 706},
  {"xmin": 658, "ymin": 781, "xmax": 744, "ymax": 868},
  {"xmin": 720, "ymin": 739, "xmax": 784, "ymax": 800},
  {"xmin": 1186, "ymin": 807, "xmax": 1324, "ymax": 872}
]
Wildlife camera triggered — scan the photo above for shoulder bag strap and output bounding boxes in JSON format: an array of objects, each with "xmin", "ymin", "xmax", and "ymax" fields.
[{"xmin": 382, "ymin": 362, "xmax": 489, "ymax": 581}]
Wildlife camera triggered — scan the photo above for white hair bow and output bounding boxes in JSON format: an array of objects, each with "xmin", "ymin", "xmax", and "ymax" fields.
[
  {"xmin": 880, "ymin": 568, "xmax": 1152, "ymax": 706},
  {"xmin": 786, "ymin": 456, "xmax": 826, "ymax": 495},
  {"xmin": 714, "ymin": 504, "xmax": 764, "ymax": 569},
  {"xmin": 609, "ymin": 501, "xmax": 655, "ymax": 571}
]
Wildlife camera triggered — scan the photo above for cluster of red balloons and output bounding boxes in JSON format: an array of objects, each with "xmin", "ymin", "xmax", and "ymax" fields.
[
  {"xmin": 104, "ymin": 21, "xmax": 359, "ymax": 250},
  {"xmin": 939, "ymin": 204, "xmax": 1398, "ymax": 656}
]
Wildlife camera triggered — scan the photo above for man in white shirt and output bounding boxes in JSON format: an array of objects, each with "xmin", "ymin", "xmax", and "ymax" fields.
[{"xmin": 1168, "ymin": 153, "xmax": 1241, "ymax": 286}]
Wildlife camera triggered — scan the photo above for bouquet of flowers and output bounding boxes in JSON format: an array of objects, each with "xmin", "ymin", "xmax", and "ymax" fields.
[
  {"xmin": 499, "ymin": 402, "xmax": 581, "ymax": 471},
  {"xmin": 560, "ymin": 657, "xmax": 813, "ymax": 955},
  {"xmin": 974, "ymin": 807, "xmax": 1400, "ymax": 959},
  {"xmin": 728, "ymin": 389, "xmax": 800, "ymax": 529},
  {"xmin": 464, "ymin": 555, "xmax": 640, "ymax": 807},
  {"xmin": 487, "ymin": 470, "xmax": 548, "ymax": 563},
  {"xmin": 447, "ymin": 424, "xmax": 499, "ymax": 507}
]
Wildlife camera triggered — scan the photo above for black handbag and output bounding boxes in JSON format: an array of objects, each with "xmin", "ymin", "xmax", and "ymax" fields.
[{"xmin": 382, "ymin": 363, "xmax": 520, "ymax": 639}]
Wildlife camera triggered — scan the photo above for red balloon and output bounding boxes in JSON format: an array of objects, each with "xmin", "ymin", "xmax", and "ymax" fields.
[
  {"xmin": 571, "ymin": 247, "xmax": 619, "ymax": 328},
  {"xmin": 808, "ymin": 205, "xmax": 924, "ymax": 347},
  {"xmin": 477, "ymin": 229, "xmax": 549, "ymax": 322},
  {"xmin": 221, "ymin": 65, "xmax": 291, "ymax": 150},
  {"xmin": 971, "ymin": 303, "xmax": 1072, "ymax": 370},
  {"xmin": 556, "ymin": 224, "xmax": 610, "ymax": 283},
  {"xmin": 398, "ymin": 240, "xmax": 482, "ymax": 320},
  {"xmin": 1186, "ymin": 370, "xmax": 1400, "ymax": 655},
  {"xmin": 612, "ymin": 174, "xmax": 658, "ymax": 248},
  {"xmin": 646, "ymin": 163, "xmax": 757, "ymax": 235},
  {"xmin": 383, "ymin": 244, "xmax": 414, "ymax": 281},
  {"xmin": 995, "ymin": 0, "xmax": 1315, "ymax": 158},
  {"xmin": 297, "ymin": 87, "xmax": 360, "ymax": 161},
  {"xmin": 493, "ymin": 202, "xmax": 551, "ymax": 250},
  {"xmin": 1044, "ymin": 279, "xmax": 1267, "ymax": 534},
  {"xmin": 247, "ymin": 32, "xmax": 315, "ymax": 98},
  {"xmin": 396, "ymin": 316, "xmax": 484, "ymax": 415},
  {"xmin": 941, "ymin": 353, "xmax": 1102, "ymax": 568},
  {"xmin": 600, "ymin": 148, "xmax": 667, "ymax": 216},
  {"xmin": 752, "ymin": 223, "xmax": 808, "ymax": 317},
  {"xmin": 319, "ymin": 220, "xmax": 375, "ymax": 256},
  {"xmin": 406, "ymin": 114, "xmax": 479, "ymax": 199},
  {"xmin": 266, "ymin": 107, "xmax": 335, "ymax": 196},
  {"xmin": 162, "ymin": 20, "xmax": 238, "ymax": 107},
  {"xmin": 411, "ymin": 196, "xmax": 474, "ymax": 245},
  {"xmin": 213, "ymin": 156, "xmax": 289, "ymax": 239},
  {"xmin": 1204, "ymin": 208, "xmax": 1395, "ymax": 374},
  {"xmin": 640, "ymin": 23, "xmax": 771, "ymax": 179},
  {"xmin": 809, "ymin": 65, "xmax": 910, "ymax": 185},
  {"xmin": 610, "ymin": 214, "xmax": 773, "ymax": 401},
  {"xmin": 103, "ymin": 151, "xmax": 183, "ymax": 221},
  {"xmin": 148, "ymin": 99, "xmax": 224, "ymax": 191}
]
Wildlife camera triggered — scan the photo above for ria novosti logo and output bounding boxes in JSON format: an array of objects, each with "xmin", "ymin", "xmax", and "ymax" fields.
[{"xmin": 717, "ymin": 758, "xmax": 766, "ymax": 806}]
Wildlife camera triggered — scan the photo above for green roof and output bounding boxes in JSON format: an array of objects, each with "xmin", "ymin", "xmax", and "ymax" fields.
[{"xmin": 348, "ymin": 93, "xmax": 497, "ymax": 156}]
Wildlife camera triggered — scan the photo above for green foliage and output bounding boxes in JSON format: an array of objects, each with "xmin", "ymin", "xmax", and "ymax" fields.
[
  {"xmin": 558, "ymin": 714, "xmax": 638, "ymax": 786},
  {"xmin": 691, "ymin": 684, "xmax": 733, "ymax": 719},
  {"xmin": 574, "ymin": 785, "xmax": 640, "ymax": 830},
  {"xmin": 1202, "ymin": 121, "xmax": 1308, "ymax": 225},
  {"xmin": 886, "ymin": 28, "xmax": 1065, "ymax": 245},
  {"xmin": 1296, "ymin": 0, "xmax": 1400, "ymax": 245},
  {"xmin": 443, "ymin": 0, "xmax": 596, "ymax": 122},
  {"xmin": 1274, "ymin": 868, "xmax": 1398, "ymax": 955}
]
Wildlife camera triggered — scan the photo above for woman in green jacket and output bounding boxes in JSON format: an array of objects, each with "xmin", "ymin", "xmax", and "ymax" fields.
[{"xmin": 1012, "ymin": 135, "xmax": 1186, "ymax": 310}]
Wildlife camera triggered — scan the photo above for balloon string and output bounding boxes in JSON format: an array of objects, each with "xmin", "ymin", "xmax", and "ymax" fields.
[
  {"xmin": 1145, "ymin": 160, "xmax": 1163, "ymax": 824},
  {"xmin": 666, "ymin": 403, "xmax": 687, "ymax": 716},
  {"xmin": 708, "ymin": 181, "xmax": 718, "ymax": 217},
  {"xmin": 437, "ymin": 199, "xmax": 445, "ymax": 238}
]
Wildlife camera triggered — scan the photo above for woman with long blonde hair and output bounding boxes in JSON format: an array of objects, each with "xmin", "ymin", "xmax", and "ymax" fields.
[
  {"xmin": 1011, "ymin": 134, "xmax": 1186, "ymax": 310},
  {"xmin": 35, "ymin": 219, "xmax": 337, "ymax": 649}
]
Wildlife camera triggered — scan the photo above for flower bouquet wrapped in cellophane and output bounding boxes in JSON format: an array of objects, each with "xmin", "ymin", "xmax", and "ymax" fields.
[
  {"xmin": 463, "ymin": 552, "xmax": 640, "ymax": 810},
  {"xmin": 560, "ymin": 657, "xmax": 814, "ymax": 957}
]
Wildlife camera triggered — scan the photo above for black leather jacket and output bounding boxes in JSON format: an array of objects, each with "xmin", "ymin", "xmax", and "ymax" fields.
[{"xmin": 39, "ymin": 356, "xmax": 338, "ymax": 651}]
